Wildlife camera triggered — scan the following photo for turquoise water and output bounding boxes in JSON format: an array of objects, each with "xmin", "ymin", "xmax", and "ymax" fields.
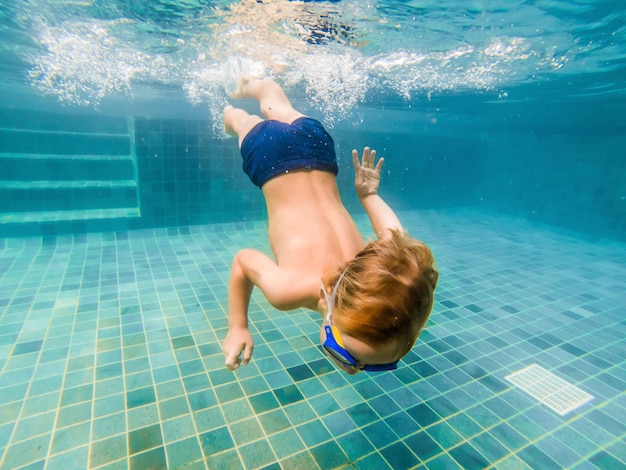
[{"xmin": 1, "ymin": 1, "xmax": 625, "ymax": 469}]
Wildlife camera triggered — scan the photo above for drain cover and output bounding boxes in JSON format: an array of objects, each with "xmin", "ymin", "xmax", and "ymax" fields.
[{"xmin": 505, "ymin": 364, "xmax": 593, "ymax": 415}]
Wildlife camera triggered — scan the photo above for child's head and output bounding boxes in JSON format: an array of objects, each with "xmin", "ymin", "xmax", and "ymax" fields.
[{"xmin": 321, "ymin": 230, "xmax": 438, "ymax": 372}]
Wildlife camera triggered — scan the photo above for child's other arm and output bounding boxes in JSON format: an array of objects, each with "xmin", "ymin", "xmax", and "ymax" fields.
[
  {"xmin": 223, "ymin": 249, "xmax": 310, "ymax": 370},
  {"xmin": 352, "ymin": 147, "xmax": 404, "ymax": 238}
]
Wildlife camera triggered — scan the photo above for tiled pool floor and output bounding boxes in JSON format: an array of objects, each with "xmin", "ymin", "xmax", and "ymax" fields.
[{"xmin": 0, "ymin": 209, "xmax": 624, "ymax": 469}]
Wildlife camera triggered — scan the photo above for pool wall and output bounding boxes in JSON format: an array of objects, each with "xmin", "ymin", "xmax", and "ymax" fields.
[{"xmin": 0, "ymin": 103, "xmax": 624, "ymax": 241}]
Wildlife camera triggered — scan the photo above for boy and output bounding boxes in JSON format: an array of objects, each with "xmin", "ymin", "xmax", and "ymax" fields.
[{"xmin": 222, "ymin": 77, "xmax": 438, "ymax": 374}]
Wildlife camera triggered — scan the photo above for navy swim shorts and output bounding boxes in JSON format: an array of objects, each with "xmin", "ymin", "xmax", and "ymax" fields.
[{"xmin": 240, "ymin": 117, "xmax": 338, "ymax": 188}]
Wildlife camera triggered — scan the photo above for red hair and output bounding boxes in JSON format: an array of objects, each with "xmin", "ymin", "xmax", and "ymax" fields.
[{"xmin": 323, "ymin": 230, "xmax": 438, "ymax": 353}]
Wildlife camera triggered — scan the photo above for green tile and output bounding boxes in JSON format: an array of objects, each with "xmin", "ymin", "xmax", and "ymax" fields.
[
  {"xmin": 200, "ymin": 426, "xmax": 235, "ymax": 455},
  {"xmin": 446, "ymin": 412, "xmax": 482, "ymax": 439},
  {"xmin": 56, "ymin": 402, "xmax": 92, "ymax": 428},
  {"xmin": 239, "ymin": 439, "xmax": 276, "ymax": 469},
  {"xmin": 0, "ymin": 421, "xmax": 13, "ymax": 449},
  {"xmin": 129, "ymin": 424, "xmax": 163, "ymax": 455},
  {"xmin": 179, "ymin": 360, "xmax": 205, "ymax": 377},
  {"xmin": 28, "ymin": 375, "xmax": 64, "ymax": 397},
  {"xmin": 174, "ymin": 348, "xmax": 201, "ymax": 365},
  {"xmin": 51, "ymin": 421, "xmax": 91, "ymax": 455},
  {"xmin": 46, "ymin": 444, "xmax": 89, "ymax": 469},
  {"xmin": 61, "ymin": 384, "xmax": 93, "ymax": 407},
  {"xmin": 155, "ymin": 379, "xmax": 185, "ymax": 400},
  {"xmin": 209, "ymin": 368, "xmax": 238, "ymax": 386},
  {"xmin": 64, "ymin": 368, "xmax": 94, "ymax": 388},
  {"xmin": 96, "ymin": 348, "xmax": 123, "ymax": 370},
  {"xmin": 124, "ymin": 344, "xmax": 148, "ymax": 361},
  {"xmin": 240, "ymin": 376, "xmax": 270, "ymax": 395},
  {"xmin": 268, "ymin": 429, "xmax": 305, "ymax": 459},
  {"xmin": 0, "ymin": 383, "xmax": 30, "ymax": 403},
  {"xmin": 0, "ymin": 401, "xmax": 22, "ymax": 427},
  {"xmin": 159, "ymin": 396, "xmax": 190, "ymax": 420},
  {"xmin": 95, "ymin": 376, "xmax": 124, "ymax": 398},
  {"xmin": 67, "ymin": 354, "xmax": 95, "ymax": 372},
  {"xmin": 126, "ymin": 371, "xmax": 153, "ymax": 391},
  {"xmin": 509, "ymin": 414, "xmax": 548, "ymax": 441},
  {"xmin": 337, "ymin": 430, "xmax": 375, "ymax": 462},
  {"xmin": 96, "ymin": 363, "xmax": 123, "ymax": 381},
  {"xmin": 125, "ymin": 357, "xmax": 151, "ymax": 374},
  {"xmin": 188, "ymin": 390, "xmax": 218, "ymax": 411},
  {"xmin": 277, "ymin": 450, "xmax": 316, "ymax": 469},
  {"xmin": 273, "ymin": 384, "xmax": 305, "ymax": 406},
  {"xmin": 127, "ymin": 403, "xmax": 160, "ymax": 430},
  {"xmin": 205, "ymin": 449, "xmax": 243, "ymax": 469},
  {"xmin": 425, "ymin": 453, "xmax": 463, "ymax": 469},
  {"xmin": 229, "ymin": 417, "xmax": 265, "ymax": 445},
  {"xmin": 98, "ymin": 338, "xmax": 121, "ymax": 352},
  {"xmin": 129, "ymin": 446, "xmax": 167, "ymax": 470},
  {"xmin": 496, "ymin": 454, "xmax": 533, "ymax": 469},
  {"xmin": 94, "ymin": 393, "xmax": 125, "ymax": 418},
  {"xmin": 183, "ymin": 373, "xmax": 211, "ymax": 393},
  {"xmin": 296, "ymin": 420, "xmax": 332, "ymax": 447},
  {"xmin": 193, "ymin": 406, "xmax": 226, "ymax": 433},
  {"xmin": 427, "ymin": 422, "xmax": 464, "ymax": 449},
  {"xmin": 249, "ymin": 391, "xmax": 280, "ymax": 414},
  {"xmin": 258, "ymin": 409, "xmax": 291, "ymax": 435},
  {"xmin": 221, "ymin": 398, "xmax": 254, "ymax": 422},
  {"xmin": 92, "ymin": 413, "xmax": 127, "ymax": 441},
  {"xmin": 465, "ymin": 404, "xmax": 501, "ymax": 429},
  {"xmin": 22, "ymin": 391, "xmax": 60, "ymax": 418},
  {"xmin": 126, "ymin": 386, "xmax": 156, "ymax": 409},
  {"xmin": 311, "ymin": 440, "xmax": 350, "ymax": 469},
  {"xmin": 215, "ymin": 382, "xmax": 245, "ymax": 404},
  {"xmin": 2, "ymin": 434, "xmax": 51, "ymax": 469},
  {"xmin": 12, "ymin": 411, "xmax": 56, "ymax": 442},
  {"xmin": 162, "ymin": 415, "xmax": 196, "ymax": 444},
  {"xmin": 283, "ymin": 401, "xmax": 316, "ymax": 425},
  {"xmin": 13, "ymin": 339, "xmax": 43, "ymax": 355},
  {"xmin": 165, "ymin": 437, "xmax": 203, "ymax": 469}
]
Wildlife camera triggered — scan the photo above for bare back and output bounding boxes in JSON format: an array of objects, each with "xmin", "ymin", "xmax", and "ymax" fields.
[{"xmin": 262, "ymin": 170, "xmax": 365, "ymax": 305}]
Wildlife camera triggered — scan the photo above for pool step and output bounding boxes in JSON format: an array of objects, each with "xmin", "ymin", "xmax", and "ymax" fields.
[
  {"xmin": 0, "ymin": 208, "xmax": 142, "ymax": 237},
  {"xmin": 0, "ymin": 111, "xmax": 141, "ymax": 236},
  {"xmin": 0, "ymin": 153, "xmax": 135, "ymax": 181},
  {"xmin": 0, "ymin": 180, "xmax": 138, "ymax": 212},
  {"xmin": 0, "ymin": 128, "xmax": 131, "ymax": 156},
  {"xmin": 0, "ymin": 208, "xmax": 141, "ymax": 223}
]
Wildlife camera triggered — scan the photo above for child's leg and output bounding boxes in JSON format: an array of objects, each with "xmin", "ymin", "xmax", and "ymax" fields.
[
  {"xmin": 224, "ymin": 105, "xmax": 263, "ymax": 148},
  {"xmin": 232, "ymin": 77, "xmax": 304, "ymax": 124}
]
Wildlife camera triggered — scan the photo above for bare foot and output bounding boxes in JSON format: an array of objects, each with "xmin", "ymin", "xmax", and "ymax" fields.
[{"xmin": 230, "ymin": 75, "xmax": 252, "ymax": 99}]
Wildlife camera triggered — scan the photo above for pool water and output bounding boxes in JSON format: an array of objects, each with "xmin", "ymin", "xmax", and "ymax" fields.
[{"xmin": 1, "ymin": 1, "xmax": 625, "ymax": 469}]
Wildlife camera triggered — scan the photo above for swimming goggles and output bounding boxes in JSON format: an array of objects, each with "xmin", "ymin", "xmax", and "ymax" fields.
[{"xmin": 321, "ymin": 270, "xmax": 398, "ymax": 372}]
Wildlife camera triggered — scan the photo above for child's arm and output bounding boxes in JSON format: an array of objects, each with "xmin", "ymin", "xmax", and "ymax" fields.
[
  {"xmin": 352, "ymin": 147, "xmax": 404, "ymax": 238},
  {"xmin": 223, "ymin": 248, "xmax": 311, "ymax": 370}
]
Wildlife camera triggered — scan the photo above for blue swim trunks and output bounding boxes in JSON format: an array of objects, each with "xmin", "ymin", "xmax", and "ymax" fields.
[{"xmin": 241, "ymin": 117, "xmax": 338, "ymax": 188}]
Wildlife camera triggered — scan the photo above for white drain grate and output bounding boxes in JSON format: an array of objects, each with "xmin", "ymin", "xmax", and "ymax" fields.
[{"xmin": 505, "ymin": 364, "xmax": 594, "ymax": 415}]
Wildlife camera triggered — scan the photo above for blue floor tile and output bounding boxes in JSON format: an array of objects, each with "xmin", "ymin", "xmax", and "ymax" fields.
[{"xmin": 0, "ymin": 210, "xmax": 624, "ymax": 469}]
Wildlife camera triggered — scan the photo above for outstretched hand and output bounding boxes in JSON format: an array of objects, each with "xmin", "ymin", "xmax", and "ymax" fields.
[{"xmin": 352, "ymin": 147, "xmax": 384, "ymax": 198}]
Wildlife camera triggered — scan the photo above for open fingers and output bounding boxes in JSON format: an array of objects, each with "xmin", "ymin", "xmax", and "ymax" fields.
[
  {"xmin": 375, "ymin": 156, "xmax": 384, "ymax": 173},
  {"xmin": 351, "ymin": 149, "xmax": 360, "ymax": 172},
  {"xmin": 352, "ymin": 147, "xmax": 379, "ymax": 170},
  {"xmin": 362, "ymin": 147, "xmax": 373, "ymax": 168}
]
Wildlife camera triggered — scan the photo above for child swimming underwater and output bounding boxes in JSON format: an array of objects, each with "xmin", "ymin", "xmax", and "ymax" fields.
[{"xmin": 222, "ymin": 77, "xmax": 438, "ymax": 374}]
